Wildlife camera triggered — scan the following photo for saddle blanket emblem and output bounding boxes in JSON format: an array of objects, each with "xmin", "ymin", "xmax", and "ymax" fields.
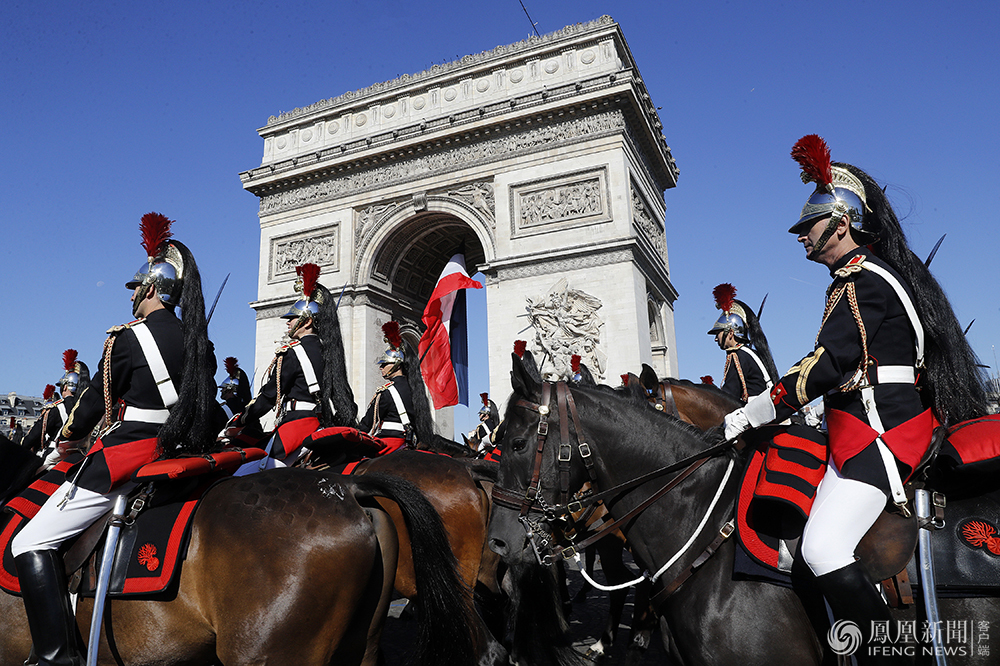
[{"xmin": 959, "ymin": 520, "xmax": 1000, "ymax": 556}]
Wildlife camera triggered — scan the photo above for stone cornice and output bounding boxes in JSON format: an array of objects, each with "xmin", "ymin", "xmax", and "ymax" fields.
[
  {"xmin": 264, "ymin": 16, "xmax": 618, "ymax": 128},
  {"xmin": 241, "ymin": 17, "xmax": 677, "ymax": 193}
]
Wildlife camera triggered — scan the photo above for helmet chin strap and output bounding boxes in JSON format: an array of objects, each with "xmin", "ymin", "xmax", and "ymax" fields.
[
  {"xmin": 132, "ymin": 282, "xmax": 152, "ymax": 318},
  {"xmin": 806, "ymin": 215, "xmax": 841, "ymax": 260}
]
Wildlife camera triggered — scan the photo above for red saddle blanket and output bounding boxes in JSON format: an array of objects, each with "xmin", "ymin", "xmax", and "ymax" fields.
[{"xmin": 1, "ymin": 448, "xmax": 264, "ymax": 598}]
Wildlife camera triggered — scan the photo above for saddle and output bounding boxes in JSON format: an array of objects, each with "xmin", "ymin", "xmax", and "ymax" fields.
[{"xmin": 1, "ymin": 448, "xmax": 264, "ymax": 598}]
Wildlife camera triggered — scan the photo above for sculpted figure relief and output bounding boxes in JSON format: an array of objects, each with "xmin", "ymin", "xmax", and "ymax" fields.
[{"xmin": 525, "ymin": 278, "xmax": 606, "ymax": 380}]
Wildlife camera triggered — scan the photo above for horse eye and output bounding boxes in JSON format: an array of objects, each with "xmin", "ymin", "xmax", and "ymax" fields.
[{"xmin": 510, "ymin": 438, "xmax": 528, "ymax": 452}]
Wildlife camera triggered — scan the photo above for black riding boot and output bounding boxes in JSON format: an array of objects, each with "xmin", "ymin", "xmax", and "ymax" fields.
[
  {"xmin": 816, "ymin": 560, "xmax": 904, "ymax": 665},
  {"xmin": 13, "ymin": 550, "xmax": 84, "ymax": 666}
]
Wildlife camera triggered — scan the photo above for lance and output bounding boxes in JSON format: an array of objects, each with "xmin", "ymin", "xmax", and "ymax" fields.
[{"xmin": 206, "ymin": 273, "xmax": 230, "ymax": 325}]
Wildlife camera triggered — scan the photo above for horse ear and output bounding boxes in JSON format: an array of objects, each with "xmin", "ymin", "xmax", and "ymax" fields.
[
  {"xmin": 626, "ymin": 373, "xmax": 646, "ymax": 400},
  {"xmin": 639, "ymin": 364, "xmax": 658, "ymax": 390},
  {"xmin": 511, "ymin": 352, "xmax": 541, "ymax": 398},
  {"xmin": 577, "ymin": 363, "xmax": 597, "ymax": 387}
]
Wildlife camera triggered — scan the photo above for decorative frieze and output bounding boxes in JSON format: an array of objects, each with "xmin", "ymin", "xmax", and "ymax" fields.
[
  {"xmin": 268, "ymin": 224, "xmax": 340, "ymax": 282},
  {"xmin": 631, "ymin": 184, "xmax": 667, "ymax": 265},
  {"xmin": 525, "ymin": 278, "xmax": 606, "ymax": 380},
  {"xmin": 266, "ymin": 16, "xmax": 617, "ymax": 126},
  {"xmin": 259, "ymin": 110, "xmax": 626, "ymax": 216},
  {"xmin": 446, "ymin": 182, "xmax": 495, "ymax": 228},
  {"xmin": 511, "ymin": 168, "xmax": 609, "ymax": 237}
]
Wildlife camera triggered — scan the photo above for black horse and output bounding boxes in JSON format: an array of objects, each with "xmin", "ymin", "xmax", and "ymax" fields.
[{"xmin": 488, "ymin": 355, "xmax": 1000, "ymax": 665}]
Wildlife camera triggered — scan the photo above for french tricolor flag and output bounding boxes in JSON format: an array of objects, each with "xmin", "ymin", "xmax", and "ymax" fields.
[{"xmin": 418, "ymin": 253, "xmax": 483, "ymax": 409}]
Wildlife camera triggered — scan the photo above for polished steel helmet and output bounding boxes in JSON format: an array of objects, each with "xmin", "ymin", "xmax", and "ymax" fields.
[
  {"xmin": 281, "ymin": 264, "xmax": 322, "ymax": 335},
  {"xmin": 56, "ymin": 349, "xmax": 81, "ymax": 395},
  {"xmin": 125, "ymin": 213, "xmax": 184, "ymax": 316},
  {"xmin": 788, "ymin": 135, "xmax": 873, "ymax": 243},
  {"xmin": 219, "ymin": 356, "xmax": 241, "ymax": 393},
  {"xmin": 377, "ymin": 321, "xmax": 405, "ymax": 368},
  {"xmin": 708, "ymin": 284, "xmax": 748, "ymax": 340}
]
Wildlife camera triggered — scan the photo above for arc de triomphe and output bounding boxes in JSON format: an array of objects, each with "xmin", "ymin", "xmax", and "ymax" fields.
[{"xmin": 239, "ymin": 16, "xmax": 679, "ymax": 430}]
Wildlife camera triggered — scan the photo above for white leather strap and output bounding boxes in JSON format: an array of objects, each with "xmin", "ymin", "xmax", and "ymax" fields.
[
  {"xmin": 130, "ymin": 322, "xmax": 178, "ymax": 407},
  {"xmin": 876, "ymin": 365, "xmax": 916, "ymax": 384},
  {"xmin": 121, "ymin": 406, "xmax": 170, "ymax": 424},
  {"xmin": 283, "ymin": 400, "xmax": 317, "ymax": 412},
  {"xmin": 386, "ymin": 385, "xmax": 410, "ymax": 427},
  {"xmin": 291, "ymin": 344, "xmax": 320, "ymax": 395},
  {"xmin": 740, "ymin": 347, "xmax": 774, "ymax": 390},
  {"xmin": 859, "ymin": 262, "xmax": 924, "ymax": 366}
]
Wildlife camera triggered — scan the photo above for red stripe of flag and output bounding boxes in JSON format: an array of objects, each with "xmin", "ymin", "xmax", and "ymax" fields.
[{"xmin": 418, "ymin": 254, "xmax": 482, "ymax": 409}]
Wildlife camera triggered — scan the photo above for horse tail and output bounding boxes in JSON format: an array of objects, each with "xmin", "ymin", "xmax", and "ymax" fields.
[{"xmin": 351, "ymin": 472, "xmax": 476, "ymax": 666}]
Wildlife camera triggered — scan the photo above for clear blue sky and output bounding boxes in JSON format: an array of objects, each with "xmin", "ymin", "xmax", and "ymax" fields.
[{"xmin": 3, "ymin": 1, "xmax": 998, "ymax": 435}]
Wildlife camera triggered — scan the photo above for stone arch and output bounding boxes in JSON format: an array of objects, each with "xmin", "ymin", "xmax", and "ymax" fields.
[{"xmin": 354, "ymin": 191, "xmax": 494, "ymax": 298}]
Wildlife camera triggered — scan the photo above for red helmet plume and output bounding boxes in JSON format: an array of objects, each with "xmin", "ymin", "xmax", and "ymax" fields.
[
  {"xmin": 620, "ymin": 374, "xmax": 629, "ymax": 386},
  {"xmin": 139, "ymin": 212, "xmax": 174, "ymax": 260},
  {"xmin": 296, "ymin": 263, "xmax": 321, "ymax": 299},
  {"xmin": 700, "ymin": 375, "xmax": 715, "ymax": 385},
  {"xmin": 63, "ymin": 349, "xmax": 79, "ymax": 372},
  {"xmin": 224, "ymin": 357, "xmax": 239, "ymax": 377},
  {"xmin": 790, "ymin": 135, "xmax": 834, "ymax": 193},
  {"xmin": 712, "ymin": 284, "xmax": 736, "ymax": 315},
  {"xmin": 43, "ymin": 384, "xmax": 56, "ymax": 401},
  {"xmin": 570, "ymin": 354, "xmax": 581, "ymax": 373},
  {"xmin": 513, "ymin": 340, "xmax": 527, "ymax": 358},
  {"xmin": 382, "ymin": 321, "xmax": 403, "ymax": 350},
  {"xmin": 480, "ymin": 392, "xmax": 490, "ymax": 407}
]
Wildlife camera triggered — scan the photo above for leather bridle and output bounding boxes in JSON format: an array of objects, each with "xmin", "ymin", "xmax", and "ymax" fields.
[{"xmin": 491, "ymin": 381, "xmax": 736, "ymax": 574}]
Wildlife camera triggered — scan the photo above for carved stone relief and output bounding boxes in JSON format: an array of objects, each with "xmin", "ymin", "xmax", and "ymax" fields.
[
  {"xmin": 269, "ymin": 225, "xmax": 340, "ymax": 282},
  {"xmin": 446, "ymin": 182, "xmax": 495, "ymax": 228},
  {"xmin": 525, "ymin": 278, "xmax": 606, "ymax": 381},
  {"xmin": 259, "ymin": 110, "xmax": 626, "ymax": 216},
  {"xmin": 631, "ymin": 184, "xmax": 667, "ymax": 264},
  {"xmin": 510, "ymin": 168, "xmax": 609, "ymax": 237}
]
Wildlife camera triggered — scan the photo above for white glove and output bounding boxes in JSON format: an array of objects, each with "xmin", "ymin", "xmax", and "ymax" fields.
[
  {"xmin": 723, "ymin": 409, "xmax": 751, "ymax": 440},
  {"xmin": 40, "ymin": 446, "xmax": 63, "ymax": 471},
  {"xmin": 723, "ymin": 391, "xmax": 777, "ymax": 440}
]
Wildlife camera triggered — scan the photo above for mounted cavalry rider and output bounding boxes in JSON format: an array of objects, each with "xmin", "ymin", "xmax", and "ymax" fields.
[
  {"xmin": 22, "ymin": 350, "xmax": 91, "ymax": 469},
  {"xmin": 467, "ymin": 392, "xmax": 500, "ymax": 455},
  {"xmin": 708, "ymin": 284, "xmax": 779, "ymax": 404},
  {"xmin": 218, "ymin": 356, "xmax": 252, "ymax": 422},
  {"xmin": 722, "ymin": 135, "xmax": 989, "ymax": 661},
  {"xmin": 12, "ymin": 212, "xmax": 218, "ymax": 666},
  {"xmin": 233, "ymin": 263, "xmax": 356, "ymax": 474},
  {"xmin": 359, "ymin": 321, "xmax": 415, "ymax": 455}
]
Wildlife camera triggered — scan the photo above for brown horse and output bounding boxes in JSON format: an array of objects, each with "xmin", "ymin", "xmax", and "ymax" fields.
[{"xmin": 1, "ymin": 469, "xmax": 475, "ymax": 666}]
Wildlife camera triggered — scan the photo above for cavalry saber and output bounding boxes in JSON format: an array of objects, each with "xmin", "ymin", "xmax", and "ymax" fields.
[
  {"xmin": 915, "ymin": 489, "xmax": 947, "ymax": 665},
  {"xmin": 87, "ymin": 493, "xmax": 129, "ymax": 666},
  {"xmin": 206, "ymin": 273, "xmax": 230, "ymax": 325}
]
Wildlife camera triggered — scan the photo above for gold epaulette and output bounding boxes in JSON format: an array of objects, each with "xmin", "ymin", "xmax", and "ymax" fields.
[
  {"xmin": 106, "ymin": 317, "xmax": 146, "ymax": 334},
  {"xmin": 374, "ymin": 381, "xmax": 393, "ymax": 393}
]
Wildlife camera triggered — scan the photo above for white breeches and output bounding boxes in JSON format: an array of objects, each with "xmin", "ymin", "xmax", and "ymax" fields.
[
  {"xmin": 800, "ymin": 461, "xmax": 887, "ymax": 576},
  {"xmin": 11, "ymin": 480, "xmax": 136, "ymax": 557}
]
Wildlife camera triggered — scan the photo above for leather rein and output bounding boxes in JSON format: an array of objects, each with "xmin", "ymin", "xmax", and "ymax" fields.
[{"xmin": 490, "ymin": 380, "xmax": 737, "ymax": 599}]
